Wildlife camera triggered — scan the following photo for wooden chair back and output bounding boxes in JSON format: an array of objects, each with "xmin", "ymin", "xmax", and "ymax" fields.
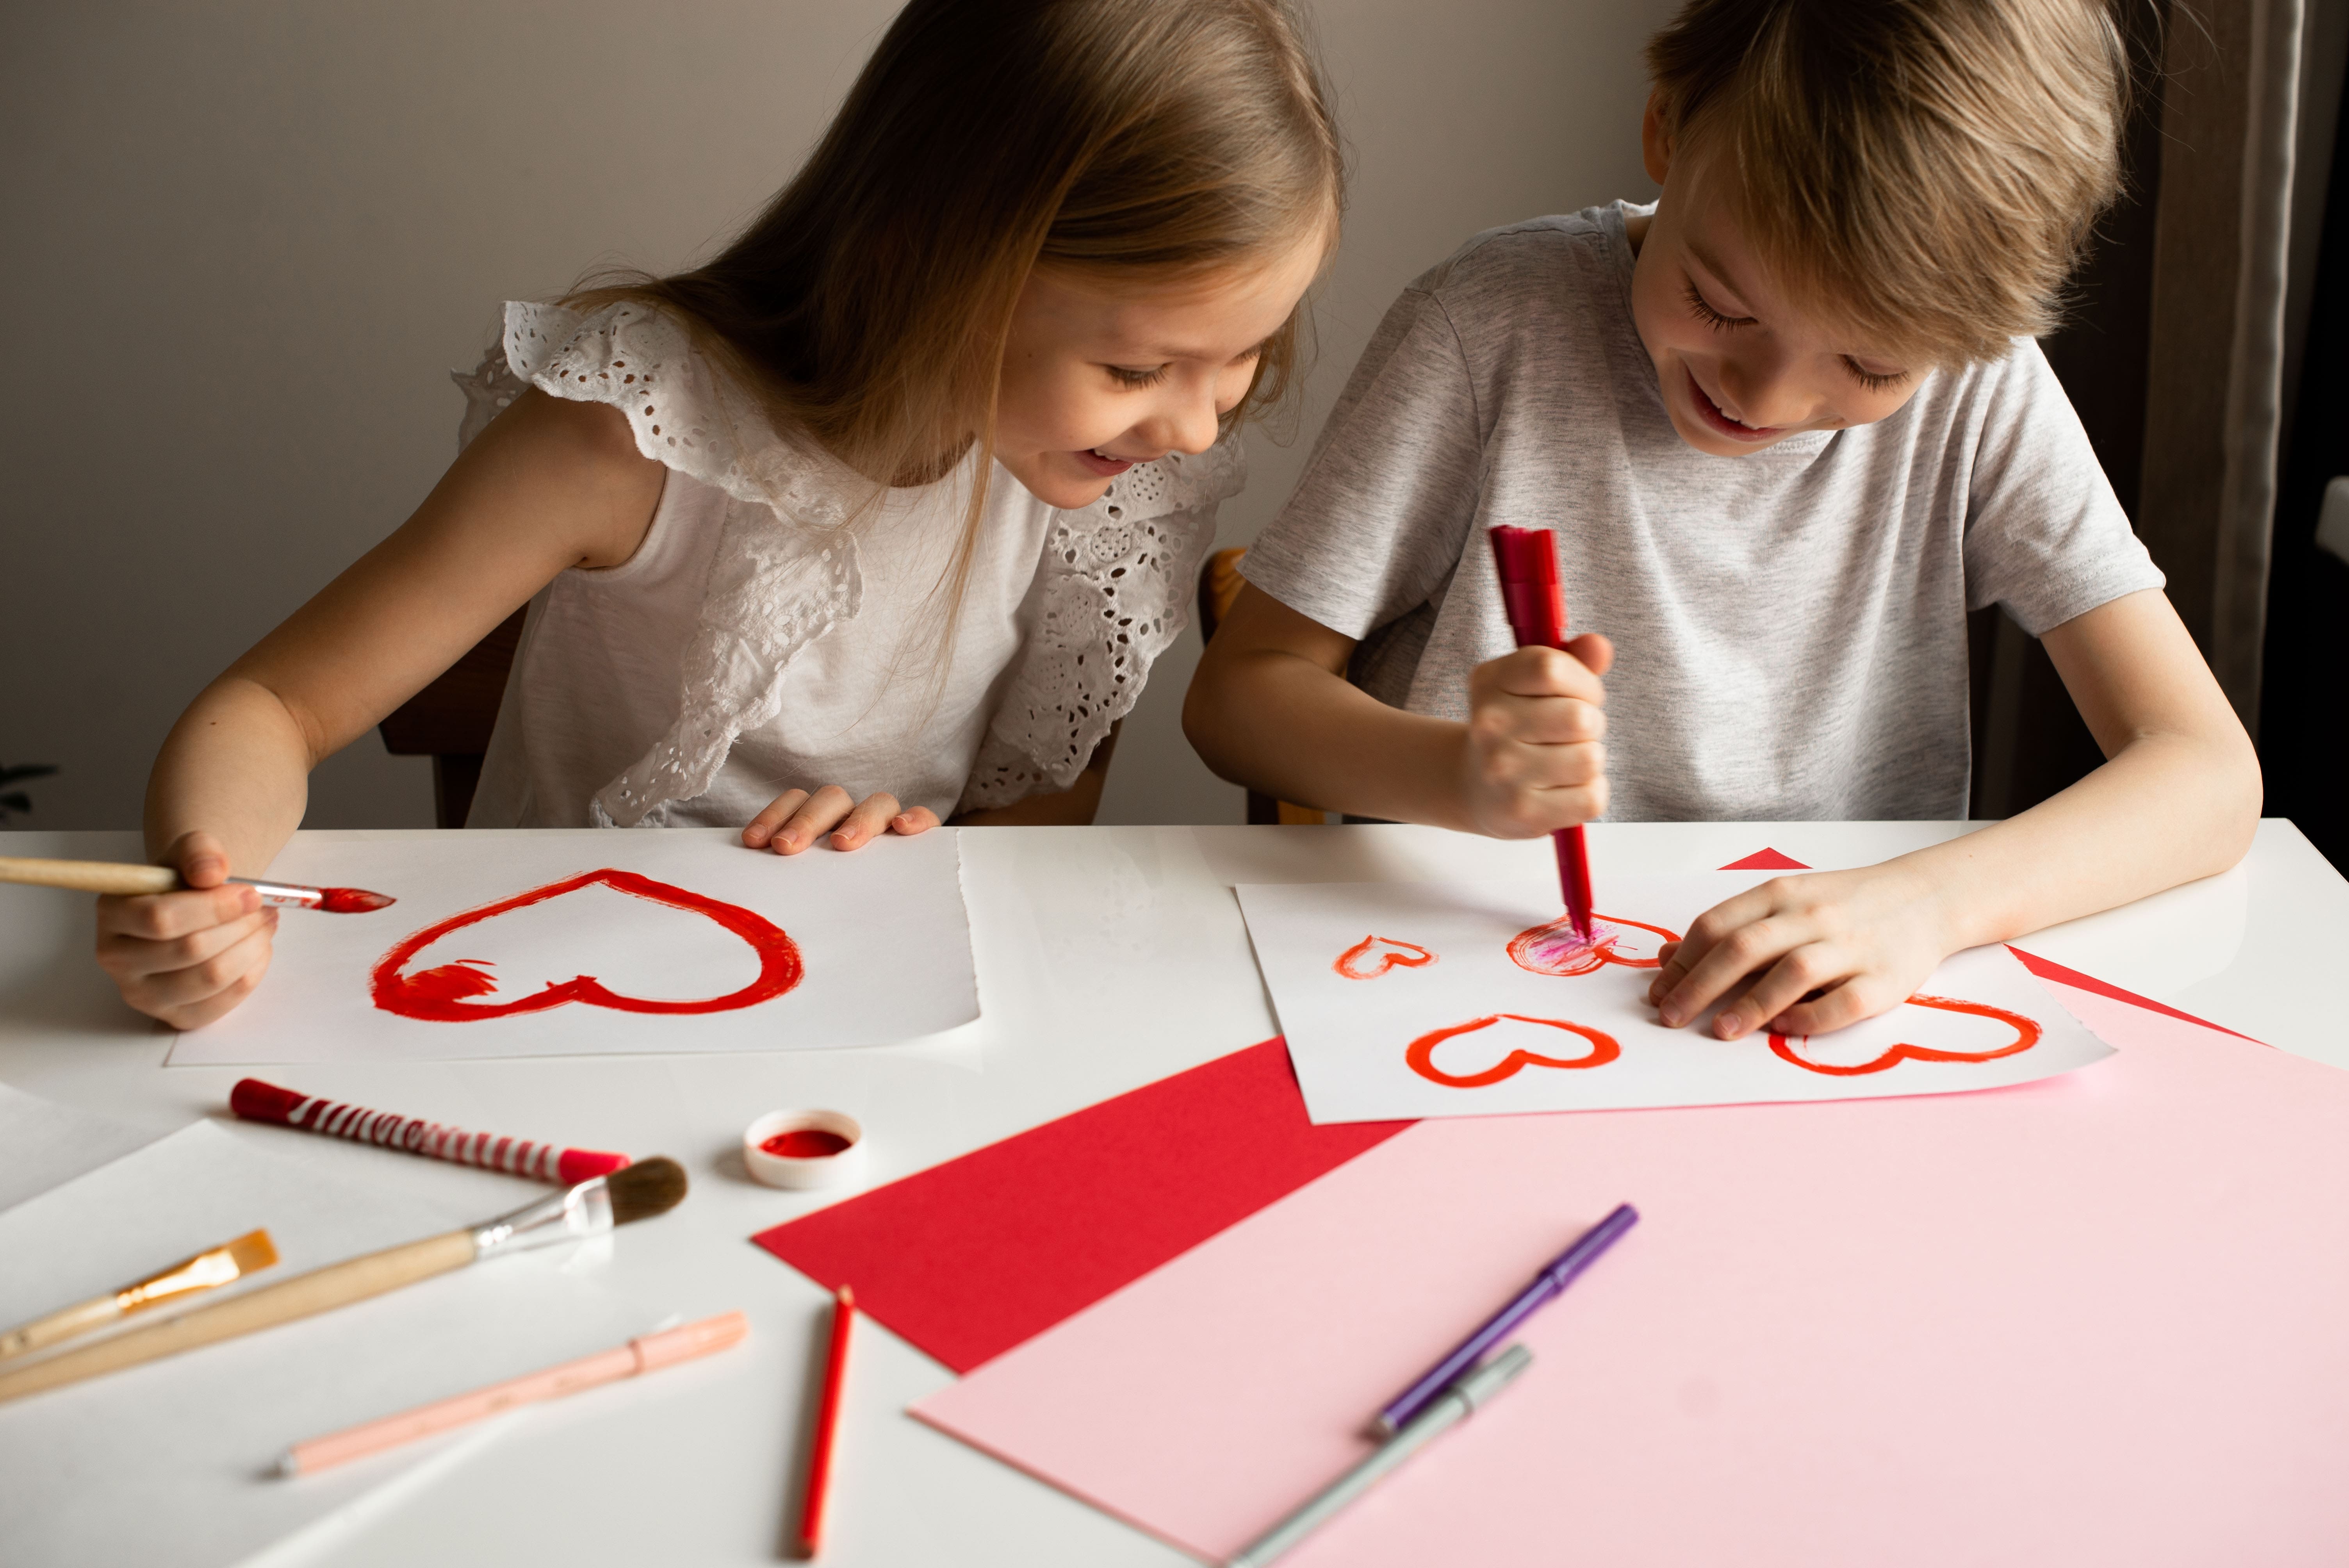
[
  {"xmin": 376, "ymin": 608, "xmax": 528, "ymax": 828},
  {"xmin": 1196, "ymin": 548, "xmax": 1329, "ymax": 826}
]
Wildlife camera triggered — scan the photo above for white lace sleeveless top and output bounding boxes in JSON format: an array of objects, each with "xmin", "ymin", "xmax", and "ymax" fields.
[{"xmin": 453, "ymin": 301, "xmax": 1241, "ymax": 828}]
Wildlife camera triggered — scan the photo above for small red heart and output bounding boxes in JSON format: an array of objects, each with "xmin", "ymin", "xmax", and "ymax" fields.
[
  {"xmin": 1768, "ymin": 994, "xmax": 2041, "ymax": 1076},
  {"xmin": 1333, "ymin": 935, "xmax": 1439, "ymax": 980},
  {"xmin": 371, "ymin": 869, "xmax": 803, "ymax": 1022},
  {"xmin": 1507, "ymin": 912, "xmax": 1682, "ymax": 977},
  {"xmin": 1406, "ymin": 1014, "xmax": 1621, "ymax": 1088}
]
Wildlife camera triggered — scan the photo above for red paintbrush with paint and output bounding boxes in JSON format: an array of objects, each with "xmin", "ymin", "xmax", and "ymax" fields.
[
  {"xmin": 230, "ymin": 1078, "xmax": 630, "ymax": 1185},
  {"xmin": 1488, "ymin": 525, "xmax": 1597, "ymax": 941},
  {"xmin": 0, "ymin": 856, "xmax": 393, "ymax": 912}
]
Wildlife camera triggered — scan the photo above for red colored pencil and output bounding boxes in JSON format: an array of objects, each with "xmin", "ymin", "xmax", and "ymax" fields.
[
  {"xmin": 1489, "ymin": 526, "xmax": 1597, "ymax": 940},
  {"xmin": 797, "ymin": 1285, "xmax": 856, "ymax": 1557}
]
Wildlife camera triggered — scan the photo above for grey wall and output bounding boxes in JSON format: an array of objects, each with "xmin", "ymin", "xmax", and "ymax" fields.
[{"xmin": 1, "ymin": 1, "xmax": 1667, "ymax": 834}]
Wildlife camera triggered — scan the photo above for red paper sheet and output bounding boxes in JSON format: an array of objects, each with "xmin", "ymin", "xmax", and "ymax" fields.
[{"xmin": 753, "ymin": 1039, "xmax": 1410, "ymax": 1372}]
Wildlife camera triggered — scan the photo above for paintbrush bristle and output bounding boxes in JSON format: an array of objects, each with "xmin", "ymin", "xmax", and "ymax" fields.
[
  {"xmin": 224, "ymin": 1229, "xmax": 279, "ymax": 1277},
  {"xmin": 605, "ymin": 1156, "xmax": 688, "ymax": 1224}
]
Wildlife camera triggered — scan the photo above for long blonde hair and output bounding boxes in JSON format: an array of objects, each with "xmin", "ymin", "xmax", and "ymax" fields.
[{"xmin": 572, "ymin": 0, "xmax": 1341, "ymax": 636}]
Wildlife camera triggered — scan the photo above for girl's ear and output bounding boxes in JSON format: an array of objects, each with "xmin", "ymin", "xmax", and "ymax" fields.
[{"xmin": 1641, "ymin": 89, "xmax": 1674, "ymax": 187}]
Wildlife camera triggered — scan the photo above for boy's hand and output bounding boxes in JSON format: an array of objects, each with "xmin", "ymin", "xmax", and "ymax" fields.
[
  {"xmin": 94, "ymin": 831, "xmax": 278, "ymax": 1030},
  {"xmin": 743, "ymin": 787, "xmax": 940, "ymax": 854},
  {"xmin": 1646, "ymin": 866, "xmax": 1958, "ymax": 1040},
  {"xmin": 1458, "ymin": 633, "xmax": 1612, "ymax": 837}
]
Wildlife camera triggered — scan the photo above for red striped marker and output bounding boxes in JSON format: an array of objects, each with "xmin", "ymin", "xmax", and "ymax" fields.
[{"xmin": 228, "ymin": 1078, "xmax": 629, "ymax": 1185}]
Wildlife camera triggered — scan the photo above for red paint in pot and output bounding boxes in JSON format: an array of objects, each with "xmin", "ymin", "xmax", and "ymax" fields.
[{"xmin": 763, "ymin": 1128, "xmax": 853, "ymax": 1160}]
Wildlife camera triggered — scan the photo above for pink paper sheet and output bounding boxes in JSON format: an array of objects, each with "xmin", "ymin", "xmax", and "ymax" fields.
[{"xmin": 915, "ymin": 984, "xmax": 2349, "ymax": 1566}]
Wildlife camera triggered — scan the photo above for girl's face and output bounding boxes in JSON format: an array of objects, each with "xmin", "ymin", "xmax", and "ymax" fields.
[{"xmin": 994, "ymin": 230, "xmax": 1328, "ymax": 509}]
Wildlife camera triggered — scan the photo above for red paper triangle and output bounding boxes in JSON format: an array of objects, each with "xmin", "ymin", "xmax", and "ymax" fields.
[
  {"xmin": 753, "ymin": 1039, "xmax": 1410, "ymax": 1373},
  {"xmin": 2007, "ymin": 946, "xmax": 2263, "ymax": 1043},
  {"xmin": 1720, "ymin": 847, "xmax": 1811, "ymax": 870}
]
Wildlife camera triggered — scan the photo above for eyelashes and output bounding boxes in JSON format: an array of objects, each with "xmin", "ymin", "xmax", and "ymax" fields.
[
  {"xmin": 1108, "ymin": 365, "xmax": 1169, "ymax": 388},
  {"xmin": 1841, "ymin": 357, "xmax": 1907, "ymax": 393},
  {"xmin": 1684, "ymin": 280, "xmax": 1910, "ymax": 393},
  {"xmin": 1682, "ymin": 280, "xmax": 1752, "ymax": 332}
]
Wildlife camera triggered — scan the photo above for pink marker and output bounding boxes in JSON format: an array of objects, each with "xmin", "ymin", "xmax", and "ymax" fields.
[
  {"xmin": 230, "ymin": 1078, "xmax": 630, "ymax": 1186},
  {"xmin": 277, "ymin": 1312, "xmax": 749, "ymax": 1475}
]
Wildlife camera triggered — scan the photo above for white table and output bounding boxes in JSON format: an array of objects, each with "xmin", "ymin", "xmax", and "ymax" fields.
[{"xmin": 2, "ymin": 820, "xmax": 2343, "ymax": 1566}]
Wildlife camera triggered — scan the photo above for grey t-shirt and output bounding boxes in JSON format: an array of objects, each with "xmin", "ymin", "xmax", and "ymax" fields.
[{"xmin": 1242, "ymin": 203, "xmax": 2164, "ymax": 821}]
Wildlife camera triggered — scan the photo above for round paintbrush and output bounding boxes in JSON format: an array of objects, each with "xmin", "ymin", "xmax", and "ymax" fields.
[
  {"xmin": 0, "ymin": 1159, "xmax": 688, "ymax": 1406},
  {"xmin": 0, "ymin": 856, "xmax": 394, "ymax": 912}
]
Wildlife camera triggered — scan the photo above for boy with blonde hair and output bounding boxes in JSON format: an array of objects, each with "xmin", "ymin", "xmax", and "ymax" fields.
[{"xmin": 1187, "ymin": 0, "xmax": 2259, "ymax": 1042}]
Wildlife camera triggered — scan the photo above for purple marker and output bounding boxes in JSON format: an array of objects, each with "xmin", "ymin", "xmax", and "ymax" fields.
[{"xmin": 1372, "ymin": 1203, "xmax": 1638, "ymax": 1436}]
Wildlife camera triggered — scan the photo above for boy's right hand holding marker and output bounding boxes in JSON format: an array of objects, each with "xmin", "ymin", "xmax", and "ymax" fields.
[{"xmin": 1459, "ymin": 634, "xmax": 1614, "ymax": 839}]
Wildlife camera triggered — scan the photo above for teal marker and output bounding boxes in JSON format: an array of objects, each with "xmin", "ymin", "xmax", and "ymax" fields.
[{"xmin": 1226, "ymin": 1344, "xmax": 1534, "ymax": 1568}]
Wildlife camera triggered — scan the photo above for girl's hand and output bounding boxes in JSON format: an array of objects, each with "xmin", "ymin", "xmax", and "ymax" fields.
[
  {"xmin": 743, "ymin": 787, "xmax": 941, "ymax": 854},
  {"xmin": 1645, "ymin": 866, "xmax": 1959, "ymax": 1041},
  {"xmin": 94, "ymin": 832, "xmax": 278, "ymax": 1029},
  {"xmin": 1458, "ymin": 633, "xmax": 1612, "ymax": 838}
]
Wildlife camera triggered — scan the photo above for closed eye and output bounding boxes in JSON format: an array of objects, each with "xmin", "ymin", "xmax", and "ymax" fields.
[
  {"xmin": 1841, "ymin": 356, "xmax": 1910, "ymax": 393},
  {"xmin": 1107, "ymin": 365, "xmax": 1169, "ymax": 388},
  {"xmin": 1683, "ymin": 280, "xmax": 1754, "ymax": 332}
]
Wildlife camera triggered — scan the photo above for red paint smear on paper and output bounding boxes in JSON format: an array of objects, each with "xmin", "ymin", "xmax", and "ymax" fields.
[
  {"xmin": 1508, "ymin": 912, "xmax": 1681, "ymax": 976},
  {"xmin": 370, "ymin": 868, "xmax": 802, "ymax": 1022},
  {"xmin": 1720, "ymin": 848, "xmax": 1811, "ymax": 871},
  {"xmin": 2007, "ymin": 946, "xmax": 2264, "ymax": 1043},
  {"xmin": 764, "ymin": 1128, "xmax": 853, "ymax": 1159},
  {"xmin": 401, "ymin": 958, "xmax": 499, "ymax": 1004},
  {"xmin": 1768, "ymin": 993, "xmax": 2041, "ymax": 1076},
  {"xmin": 1333, "ymin": 935, "xmax": 1438, "ymax": 980},
  {"xmin": 1406, "ymin": 1014, "xmax": 1622, "ymax": 1088}
]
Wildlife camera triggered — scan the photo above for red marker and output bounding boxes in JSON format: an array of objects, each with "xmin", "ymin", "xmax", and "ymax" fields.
[
  {"xmin": 229, "ymin": 1078, "xmax": 629, "ymax": 1185},
  {"xmin": 797, "ymin": 1285, "xmax": 856, "ymax": 1557},
  {"xmin": 1488, "ymin": 526, "xmax": 1597, "ymax": 941}
]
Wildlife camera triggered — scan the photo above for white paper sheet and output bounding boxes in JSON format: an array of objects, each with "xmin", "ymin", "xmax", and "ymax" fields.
[
  {"xmin": 0, "ymin": 1081, "xmax": 165, "ymax": 1212},
  {"xmin": 1238, "ymin": 875, "xmax": 2114, "ymax": 1124},
  {"xmin": 169, "ymin": 827, "xmax": 978, "ymax": 1065},
  {"xmin": 0, "ymin": 1122, "xmax": 651, "ymax": 1568}
]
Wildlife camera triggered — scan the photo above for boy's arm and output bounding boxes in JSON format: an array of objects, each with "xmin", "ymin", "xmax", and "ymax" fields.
[
  {"xmin": 1183, "ymin": 582, "xmax": 1613, "ymax": 837},
  {"xmin": 1649, "ymin": 587, "xmax": 2261, "ymax": 1040}
]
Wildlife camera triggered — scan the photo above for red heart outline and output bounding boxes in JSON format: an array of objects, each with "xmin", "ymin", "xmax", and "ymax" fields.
[
  {"xmin": 1507, "ymin": 912, "xmax": 1682, "ymax": 977},
  {"xmin": 371, "ymin": 869, "xmax": 804, "ymax": 1023},
  {"xmin": 1406, "ymin": 1014, "xmax": 1622, "ymax": 1088},
  {"xmin": 1768, "ymin": 993, "xmax": 2041, "ymax": 1077},
  {"xmin": 1333, "ymin": 934, "xmax": 1439, "ymax": 980}
]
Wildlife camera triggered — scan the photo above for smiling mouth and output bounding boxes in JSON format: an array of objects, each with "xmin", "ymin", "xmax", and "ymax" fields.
[
  {"xmin": 1075, "ymin": 447, "xmax": 1141, "ymax": 476},
  {"xmin": 1684, "ymin": 369, "xmax": 1784, "ymax": 443}
]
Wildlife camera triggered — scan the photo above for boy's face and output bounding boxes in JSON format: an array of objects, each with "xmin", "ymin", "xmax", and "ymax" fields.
[{"xmin": 1629, "ymin": 94, "xmax": 1925, "ymax": 458}]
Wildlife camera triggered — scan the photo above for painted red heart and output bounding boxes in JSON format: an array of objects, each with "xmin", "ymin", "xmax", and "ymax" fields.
[
  {"xmin": 1405, "ymin": 1014, "xmax": 1621, "ymax": 1088},
  {"xmin": 1507, "ymin": 912, "xmax": 1682, "ymax": 977},
  {"xmin": 1333, "ymin": 934, "xmax": 1439, "ymax": 980},
  {"xmin": 371, "ymin": 869, "xmax": 803, "ymax": 1023},
  {"xmin": 1768, "ymin": 993, "xmax": 2041, "ymax": 1077}
]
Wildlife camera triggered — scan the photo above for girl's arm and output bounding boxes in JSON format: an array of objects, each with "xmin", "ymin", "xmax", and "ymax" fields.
[
  {"xmin": 1183, "ymin": 583, "xmax": 1613, "ymax": 835},
  {"xmin": 102, "ymin": 391, "xmax": 664, "ymax": 1027},
  {"xmin": 1648, "ymin": 588, "xmax": 2263, "ymax": 1039}
]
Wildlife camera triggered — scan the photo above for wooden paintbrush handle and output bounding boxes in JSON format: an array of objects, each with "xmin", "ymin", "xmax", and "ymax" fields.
[
  {"xmin": 0, "ymin": 1229, "xmax": 477, "ymax": 1405},
  {"xmin": 0, "ymin": 857, "xmax": 179, "ymax": 897},
  {"xmin": 0, "ymin": 1294, "xmax": 124, "ymax": 1360}
]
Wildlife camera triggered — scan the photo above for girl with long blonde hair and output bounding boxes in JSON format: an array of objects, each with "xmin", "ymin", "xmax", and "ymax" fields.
[{"xmin": 100, "ymin": 0, "xmax": 1342, "ymax": 1028}]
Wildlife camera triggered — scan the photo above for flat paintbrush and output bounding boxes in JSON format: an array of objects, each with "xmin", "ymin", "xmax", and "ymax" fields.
[
  {"xmin": 0, "ymin": 1158, "xmax": 687, "ymax": 1406},
  {"xmin": 0, "ymin": 1228, "xmax": 279, "ymax": 1361},
  {"xmin": 0, "ymin": 855, "xmax": 394, "ymax": 912}
]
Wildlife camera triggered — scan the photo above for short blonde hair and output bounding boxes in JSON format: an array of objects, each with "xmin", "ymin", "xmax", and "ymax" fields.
[{"xmin": 1647, "ymin": 0, "xmax": 2129, "ymax": 364}]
